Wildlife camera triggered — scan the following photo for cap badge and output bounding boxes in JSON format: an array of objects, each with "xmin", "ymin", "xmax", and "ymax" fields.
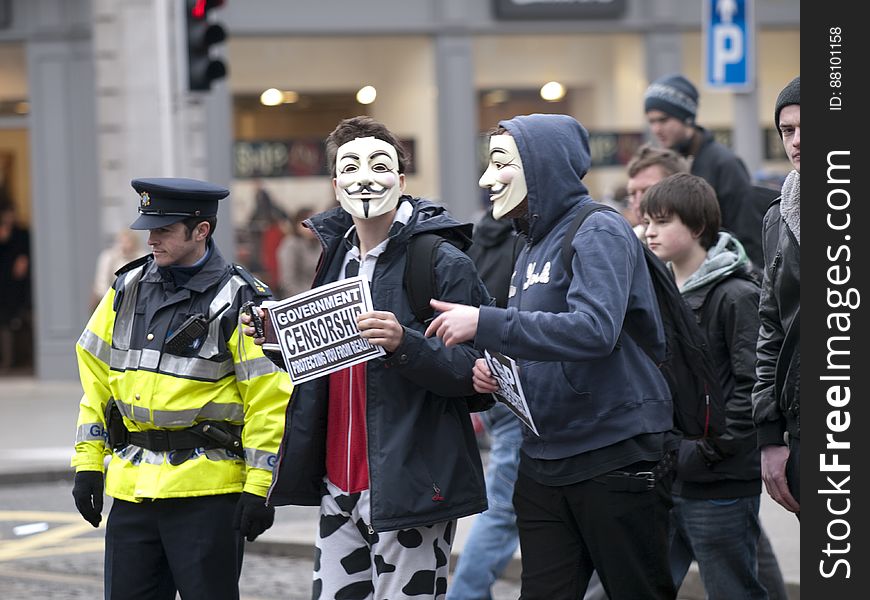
[{"xmin": 140, "ymin": 191, "xmax": 151, "ymax": 207}]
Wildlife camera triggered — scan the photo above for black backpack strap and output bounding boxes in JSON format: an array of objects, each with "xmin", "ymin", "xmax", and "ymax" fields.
[
  {"xmin": 559, "ymin": 202, "xmax": 617, "ymax": 270},
  {"xmin": 405, "ymin": 233, "xmax": 445, "ymax": 324}
]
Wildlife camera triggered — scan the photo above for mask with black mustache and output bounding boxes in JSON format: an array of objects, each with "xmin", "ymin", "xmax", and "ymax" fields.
[{"xmin": 334, "ymin": 137, "xmax": 404, "ymax": 220}]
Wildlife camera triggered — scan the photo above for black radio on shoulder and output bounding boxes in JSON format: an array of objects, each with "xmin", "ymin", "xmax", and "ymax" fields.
[{"xmin": 164, "ymin": 302, "xmax": 230, "ymax": 355}]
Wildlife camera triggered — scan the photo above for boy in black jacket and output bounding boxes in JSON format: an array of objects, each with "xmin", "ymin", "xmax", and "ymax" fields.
[{"xmin": 642, "ymin": 173, "xmax": 767, "ymax": 599}]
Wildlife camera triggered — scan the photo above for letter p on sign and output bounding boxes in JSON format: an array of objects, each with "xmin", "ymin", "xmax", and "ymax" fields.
[{"xmin": 704, "ymin": 0, "xmax": 754, "ymax": 92}]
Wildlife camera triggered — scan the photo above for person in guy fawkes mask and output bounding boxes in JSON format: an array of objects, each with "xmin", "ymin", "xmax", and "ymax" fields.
[
  {"xmin": 426, "ymin": 114, "xmax": 678, "ymax": 599},
  {"xmin": 244, "ymin": 116, "xmax": 491, "ymax": 599}
]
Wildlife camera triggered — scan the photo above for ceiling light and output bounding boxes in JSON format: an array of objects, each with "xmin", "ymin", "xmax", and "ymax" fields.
[
  {"xmin": 260, "ymin": 88, "xmax": 283, "ymax": 106},
  {"xmin": 540, "ymin": 81, "xmax": 566, "ymax": 102},
  {"xmin": 356, "ymin": 85, "xmax": 377, "ymax": 105}
]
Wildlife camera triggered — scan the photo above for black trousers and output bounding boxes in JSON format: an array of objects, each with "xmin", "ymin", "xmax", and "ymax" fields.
[
  {"xmin": 514, "ymin": 464, "xmax": 676, "ymax": 600},
  {"xmin": 104, "ymin": 493, "xmax": 244, "ymax": 600}
]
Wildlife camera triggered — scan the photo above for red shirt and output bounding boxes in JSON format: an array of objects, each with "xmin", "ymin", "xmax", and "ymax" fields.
[{"xmin": 325, "ymin": 363, "xmax": 369, "ymax": 493}]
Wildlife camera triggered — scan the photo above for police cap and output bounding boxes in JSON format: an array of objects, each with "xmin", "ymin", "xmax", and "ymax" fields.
[{"xmin": 129, "ymin": 177, "xmax": 229, "ymax": 230}]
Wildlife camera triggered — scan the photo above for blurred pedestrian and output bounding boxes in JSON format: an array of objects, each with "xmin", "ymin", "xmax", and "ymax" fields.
[
  {"xmin": 276, "ymin": 205, "xmax": 320, "ymax": 298},
  {"xmin": 247, "ymin": 179, "xmax": 287, "ymax": 282},
  {"xmin": 752, "ymin": 76, "xmax": 800, "ymax": 519},
  {"xmin": 71, "ymin": 177, "xmax": 293, "ymax": 599},
  {"xmin": 643, "ymin": 74, "xmax": 764, "ymax": 267},
  {"xmin": 0, "ymin": 195, "xmax": 31, "ymax": 373},
  {"xmin": 91, "ymin": 229, "xmax": 145, "ymax": 311},
  {"xmin": 625, "ymin": 144, "xmax": 689, "ymax": 240}
]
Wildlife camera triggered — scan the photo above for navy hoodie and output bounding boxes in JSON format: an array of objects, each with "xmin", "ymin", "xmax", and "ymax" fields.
[{"xmin": 475, "ymin": 114, "xmax": 672, "ymax": 460}]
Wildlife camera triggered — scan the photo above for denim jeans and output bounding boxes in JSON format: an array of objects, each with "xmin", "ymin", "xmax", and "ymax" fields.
[
  {"xmin": 670, "ymin": 494, "xmax": 768, "ymax": 600},
  {"xmin": 448, "ymin": 403, "xmax": 523, "ymax": 600}
]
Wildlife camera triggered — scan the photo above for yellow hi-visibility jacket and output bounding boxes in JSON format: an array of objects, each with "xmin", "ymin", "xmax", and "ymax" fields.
[{"xmin": 72, "ymin": 245, "xmax": 293, "ymax": 502}]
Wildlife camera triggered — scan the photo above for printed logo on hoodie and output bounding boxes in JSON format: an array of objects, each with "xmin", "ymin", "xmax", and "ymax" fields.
[{"xmin": 523, "ymin": 261, "xmax": 551, "ymax": 290}]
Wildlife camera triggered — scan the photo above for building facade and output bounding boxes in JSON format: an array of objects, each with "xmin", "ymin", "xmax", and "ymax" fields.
[{"xmin": 0, "ymin": 0, "xmax": 799, "ymax": 379}]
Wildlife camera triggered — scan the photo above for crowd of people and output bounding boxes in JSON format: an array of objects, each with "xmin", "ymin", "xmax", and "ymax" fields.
[{"xmin": 70, "ymin": 72, "xmax": 800, "ymax": 599}]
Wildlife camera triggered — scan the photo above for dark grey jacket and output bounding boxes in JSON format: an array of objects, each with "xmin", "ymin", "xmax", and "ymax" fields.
[
  {"xmin": 686, "ymin": 127, "xmax": 763, "ymax": 266},
  {"xmin": 266, "ymin": 197, "xmax": 490, "ymax": 532},
  {"xmin": 752, "ymin": 200, "xmax": 801, "ymax": 446}
]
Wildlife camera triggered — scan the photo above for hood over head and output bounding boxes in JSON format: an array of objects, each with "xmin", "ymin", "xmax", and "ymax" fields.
[{"xmin": 499, "ymin": 114, "xmax": 591, "ymax": 242}]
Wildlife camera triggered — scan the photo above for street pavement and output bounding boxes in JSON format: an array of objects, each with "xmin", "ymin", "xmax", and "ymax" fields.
[{"xmin": 0, "ymin": 376, "xmax": 800, "ymax": 598}]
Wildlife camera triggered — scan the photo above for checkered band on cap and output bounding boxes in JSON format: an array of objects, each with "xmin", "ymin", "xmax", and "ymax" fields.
[{"xmin": 644, "ymin": 82, "xmax": 698, "ymax": 119}]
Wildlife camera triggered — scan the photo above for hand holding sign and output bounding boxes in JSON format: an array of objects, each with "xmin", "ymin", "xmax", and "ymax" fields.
[
  {"xmin": 357, "ymin": 310, "xmax": 404, "ymax": 353},
  {"xmin": 484, "ymin": 350, "xmax": 539, "ymax": 436},
  {"xmin": 260, "ymin": 276, "xmax": 385, "ymax": 385},
  {"xmin": 240, "ymin": 306, "xmax": 265, "ymax": 343},
  {"xmin": 472, "ymin": 358, "xmax": 499, "ymax": 394},
  {"xmin": 424, "ymin": 299, "xmax": 480, "ymax": 347}
]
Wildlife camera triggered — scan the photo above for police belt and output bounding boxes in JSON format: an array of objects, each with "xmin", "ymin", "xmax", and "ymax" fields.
[
  {"xmin": 593, "ymin": 449, "xmax": 676, "ymax": 493},
  {"xmin": 124, "ymin": 422, "xmax": 244, "ymax": 457}
]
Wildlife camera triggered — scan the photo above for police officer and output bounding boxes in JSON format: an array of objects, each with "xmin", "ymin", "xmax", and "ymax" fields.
[{"xmin": 71, "ymin": 178, "xmax": 293, "ymax": 599}]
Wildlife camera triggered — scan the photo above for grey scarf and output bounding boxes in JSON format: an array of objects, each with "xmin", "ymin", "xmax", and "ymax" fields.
[{"xmin": 780, "ymin": 170, "xmax": 800, "ymax": 245}]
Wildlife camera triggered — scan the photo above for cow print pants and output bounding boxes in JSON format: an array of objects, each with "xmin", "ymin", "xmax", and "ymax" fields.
[{"xmin": 313, "ymin": 478, "xmax": 455, "ymax": 599}]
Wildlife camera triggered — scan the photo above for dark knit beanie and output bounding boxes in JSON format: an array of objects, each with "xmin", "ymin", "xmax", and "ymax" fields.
[
  {"xmin": 774, "ymin": 76, "xmax": 800, "ymax": 134},
  {"xmin": 643, "ymin": 74, "xmax": 699, "ymax": 123}
]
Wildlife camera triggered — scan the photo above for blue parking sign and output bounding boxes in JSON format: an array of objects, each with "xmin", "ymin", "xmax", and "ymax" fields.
[{"xmin": 704, "ymin": 0, "xmax": 755, "ymax": 91}]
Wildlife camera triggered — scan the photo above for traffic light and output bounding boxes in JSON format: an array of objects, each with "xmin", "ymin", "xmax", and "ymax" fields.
[{"xmin": 186, "ymin": 0, "xmax": 227, "ymax": 91}]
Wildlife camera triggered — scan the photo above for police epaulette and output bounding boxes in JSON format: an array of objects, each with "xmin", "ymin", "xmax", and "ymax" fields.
[
  {"xmin": 114, "ymin": 253, "xmax": 152, "ymax": 276},
  {"xmin": 233, "ymin": 264, "xmax": 272, "ymax": 297}
]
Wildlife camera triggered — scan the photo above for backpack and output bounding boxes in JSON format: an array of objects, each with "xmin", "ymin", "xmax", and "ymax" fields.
[
  {"xmin": 404, "ymin": 231, "xmax": 466, "ymax": 324},
  {"xmin": 404, "ymin": 230, "xmax": 495, "ymax": 413},
  {"xmin": 560, "ymin": 202, "xmax": 727, "ymax": 441}
]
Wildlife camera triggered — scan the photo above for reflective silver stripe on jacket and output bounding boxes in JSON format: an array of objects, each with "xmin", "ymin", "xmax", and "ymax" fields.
[
  {"xmin": 114, "ymin": 397, "xmax": 243, "ymax": 428},
  {"xmin": 246, "ymin": 448, "xmax": 279, "ymax": 472},
  {"xmin": 198, "ymin": 275, "xmax": 247, "ymax": 359},
  {"xmin": 235, "ymin": 355, "xmax": 283, "ymax": 382},
  {"xmin": 113, "ymin": 265, "xmax": 145, "ymax": 350},
  {"xmin": 115, "ymin": 444, "xmax": 242, "ymax": 466},
  {"xmin": 76, "ymin": 423, "xmax": 107, "ymax": 443},
  {"xmin": 107, "ymin": 268, "xmax": 239, "ymax": 379},
  {"xmin": 80, "ymin": 302, "xmax": 234, "ymax": 380},
  {"xmin": 102, "ymin": 346, "xmax": 234, "ymax": 381},
  {"xmin": 159, "ymin": 353, "xmax": 235, "ymax": 380},
  {"xmin": 77, "ymin": 329, "xmax": 112, "ymax": 365}
]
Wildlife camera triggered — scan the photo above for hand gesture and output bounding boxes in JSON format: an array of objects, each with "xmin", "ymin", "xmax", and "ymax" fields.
[{"xmin": 424, "ymin": 300, "xmax": 479, "ymax": 347}]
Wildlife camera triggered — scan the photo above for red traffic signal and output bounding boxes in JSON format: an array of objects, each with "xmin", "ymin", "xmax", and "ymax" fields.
[{"xmin": 186, "ymin": 0, "xmax": 227, "ymax": 91}]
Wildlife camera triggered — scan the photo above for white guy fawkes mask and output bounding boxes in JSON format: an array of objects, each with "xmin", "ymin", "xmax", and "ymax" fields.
[
  {"xmin": 334, "ymin": 137, "xmax": 405, "ymax": 219},
  {"xmin": 479, "ymin": 134, "xmax": 527, "ymax": 220}
]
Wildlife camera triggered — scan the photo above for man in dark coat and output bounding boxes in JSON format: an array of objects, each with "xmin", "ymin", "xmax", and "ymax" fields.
[
  {"xmin": 752, "ymin": 76, "xmax": 800, "ymax": 518},
  {"xmin": 643, "ymin": 74, "xmax": 764, "ymax": 269}
]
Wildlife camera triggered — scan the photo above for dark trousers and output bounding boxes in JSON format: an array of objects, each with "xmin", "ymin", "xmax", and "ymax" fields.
[
  {"xmin": 104, "ymin": 493, "xmax": 244, "ymax": 600},
  {"xmin": 514, "ymin": 465, "xmax": 676, "ymax": 600}
]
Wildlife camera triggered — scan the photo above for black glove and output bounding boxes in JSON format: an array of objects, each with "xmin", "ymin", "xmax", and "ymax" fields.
[
  {"xmin": 233, "ymin": 492, "xmax": 275, "ymax": 542},
  {"xmin": 72, "ymin": 471, "xmax": 104, "ymax": 528}
]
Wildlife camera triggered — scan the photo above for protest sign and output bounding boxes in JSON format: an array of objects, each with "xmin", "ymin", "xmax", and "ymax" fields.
[
  {"xmin": 263, "ymin": 276, "xmax": 385, "ymax": 384},
  {"xmin": 484, "ymin": 349, "xmax": 539, "ymax": 436}
]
